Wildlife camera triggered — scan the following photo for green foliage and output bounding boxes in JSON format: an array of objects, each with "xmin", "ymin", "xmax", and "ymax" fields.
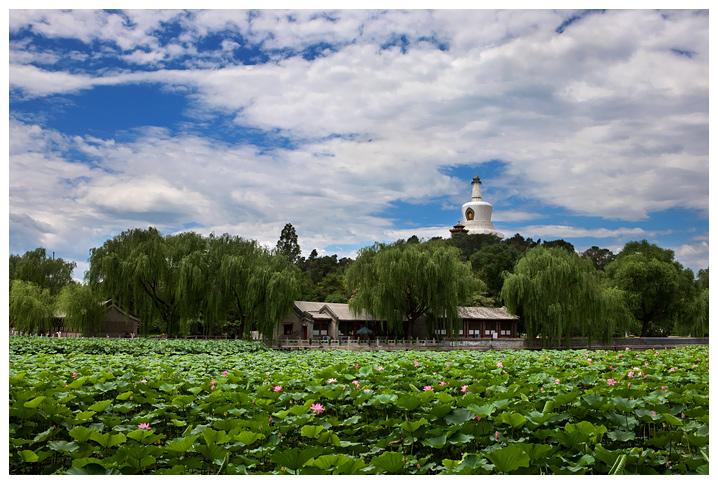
[
  {"xmin": 275, "ymin": 223, "xmax": 301, "ymax": 265},
  {"xmin": 185, "ymin": 233, "xmax": 301, "ymax": 340},
  {"xmin": 502, "ymin": 246, "xmax": 632, "ymax": 347},
  {"xmin": 605, "ymin": 240, "xmax": 705, "ymax": 337},
  {"xmin": 449, "ymin": 233, "xmax": 502, "ymax": 260},
  {"xmin": 299, "ymin": 252, "xmax": 352, "ymax": 302},
  {"xmin": 87, "ymin": 228, "xmax": 299, "ymax": 339},
  {"xmin": 541, "ymin": 239, "xmax": 575, "ymax": 253},
  {"xmin": 9, "ymin": 339, "xmax": 708, "ymax": 475},
  {"xmin": 9, "ymin": 247, "xmax": 77, "ymax": 296},
  {"xmin": 502, "ymin": 233, "xmax": 539, "ymax": 254},
  {"xmin": 581, "ymin": 246, "xmax": 616, "ymax": 271},
  {"xmin": 55, "ymin": 284, "xmax": 107, "ymax": 335},
  {"xmin": 470, "ymin": 243, "xmax": 520, "ymax": 303},
  {"xmin": 9, "ymin": 280, "xmax": 55, "ymax": 333},
  {"xmin": 346, "ymin": 239, "xmax": 480, "ymax": 338}
]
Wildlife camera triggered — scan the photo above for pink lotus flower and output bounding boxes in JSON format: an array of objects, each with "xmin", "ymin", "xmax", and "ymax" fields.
[
  {"xmin": 661, "ymin": 385, "xmax": 666, "ymax": 390},
  {"xmin": 495, "ymin": 431, "xmax": 500, "ymax": 439},
  {"xmin": 607, "ymin": 378, "xmax": 616, "ymax": 386},
  {"xmin": 377, "ymin": 366, "xmax": 384, "ymax": 371},
  {"xmin": 223, "ymin": 371, "xmax": 228, "ymax": 377},
  {"xmin": 423, "ymin": 385, "xmax": 433, "ymax": 391},
  {"xmin": 355, "ymin": 364, "xmax": 359, "ymax": 369},
  {"xmin": 72, "ymin": 372, "xmax": 78, "ymax": 377},
  {"xmin": 327, "ymin": 378, "xmax": 337, "ymax": 384},
  {"xmin": 310, "ymin": 403, "xmax": 324, "ymax": 414},
  {"xmin": 414, "ymin": 360, "xmax": 420, "ymax": 367},
  {"xmin": 496, "ymin": 362, "xmax": 503, "ymax": 368},
  {"xmin": 273, "ymin": 385, "xmax": 282, "ymax": 392},
  {"xmin": 555, "ymin": 379, "xmax": 560, "ymax": 384},
  {"xmin": 461, "ymin": 385, "xmax": 469, "ymax": 393},
  {"xmin": 137, "ymin": 423, "xmax": 151, "ymax": 430}
]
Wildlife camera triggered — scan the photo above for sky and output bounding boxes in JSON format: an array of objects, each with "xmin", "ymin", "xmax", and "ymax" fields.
[{"xmin": 6, "ymin": 6, "xmax": 711, "ymax": 280}]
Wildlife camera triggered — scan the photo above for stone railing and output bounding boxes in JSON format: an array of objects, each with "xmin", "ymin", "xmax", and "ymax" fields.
[{"xmin": 271, "ymin": 336, "xmax": 707, "ymax": 352}]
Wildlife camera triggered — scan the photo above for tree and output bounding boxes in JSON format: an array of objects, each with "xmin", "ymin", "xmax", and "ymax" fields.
[
  {"xmin": 9, "ymin": 248, "xmax": 76, "ymax": 296},
  {"xmin": 581, "ymin": 246, "xmax": 616, "ymax": 271},
  {"xmin": 56, "ymin": 283, "xmax": 107, "ymax": 335},
  {"xmin": 449, "ymin": 233, "xmax": 502, "ymax": 260},
  {"xmin": 502, "ymin": 233, "xmax": 539, "ymax": 254},
  {"xmin": 9, "ymin": 280, "xmax": 55, "ymax": 334},
  {"xmin": 183, "ymin": 233, "xmax": 300, "ymax": 340},
  {"xmin": 605, "ymin": 240, "xmax": 695, "ymax": 337},
  {"xmin": 542, "ymin": 239, "xmax": 575, "ymax": 253},
  {"xmin": 276, "ymin": 223, "xmax": 301, "ymax": 264},
  {"xmin": 346, "ymin": 239, "xmax": 479, "ymax": 338},
  {"xmin": 696, "ymin": 268, "xmax": 709, "ymax": 290},
  {"xmin": 470, "ymin": 243, "xmax": 521, "ymax": 302},
  {"xmin": 502, "ymin": 246, "xmax": 631, "ymax": 348},
  {"xmin": 87, "ymin": 227, "xmax": 206, "ymax": 337}
]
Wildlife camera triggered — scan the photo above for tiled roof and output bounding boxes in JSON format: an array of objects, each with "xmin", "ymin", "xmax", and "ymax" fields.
[
  {"xmin": 457, "ymin": 306, "xmax": 519, "ymax": 320},
  {"xmin": 294, "ymin": 301, "xmax": 375, "ymax": 321},
  {"xmin": 294, "ymin": 301, "xmax": 518, "ymax": 322}
]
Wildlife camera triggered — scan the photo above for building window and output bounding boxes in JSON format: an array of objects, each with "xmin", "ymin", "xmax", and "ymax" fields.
[
  {"xmin": 313, "ymin": 322, "xmax": 328, "ymax": 337},
  {"xmin": 466, "ymin": 208, "xmax": 475, "ymax": 221},
  {"xmin": 283, "ymin": 323, "xmax": 293, "ymax": 335}
]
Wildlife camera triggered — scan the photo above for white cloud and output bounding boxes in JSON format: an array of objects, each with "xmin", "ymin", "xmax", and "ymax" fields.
[
  {"xmin": 671, "ymin": 241, "xmax": 709, "ymax": 272},
  {"xmin": 514, "ymin": 225, "xmax": 672, "ymax": 240},
  {"xmin": 8, "ymin": 9, "xmax": 709, "ymax": 275}
]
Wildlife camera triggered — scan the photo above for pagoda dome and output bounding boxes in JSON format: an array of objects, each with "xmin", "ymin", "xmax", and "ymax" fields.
[{"xmin": 459, "ymin": 174, "xmax": 503, "ymax": 237}]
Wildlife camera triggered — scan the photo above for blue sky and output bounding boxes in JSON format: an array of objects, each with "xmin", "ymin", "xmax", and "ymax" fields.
[{"xmin": 6, "ymin": 7, "xmax": 710, "ymax": 279}]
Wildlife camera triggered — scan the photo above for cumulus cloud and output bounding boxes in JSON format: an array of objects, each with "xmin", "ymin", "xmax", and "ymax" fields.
[{"xmin": 8, "ymin": 9, "xmax": 709, "ymax": 273}]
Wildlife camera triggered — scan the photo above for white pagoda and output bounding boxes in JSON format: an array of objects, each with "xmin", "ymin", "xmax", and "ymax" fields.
[{"xmin": 451, "ymin": 174, "xmax": 503, "ymax": 238}]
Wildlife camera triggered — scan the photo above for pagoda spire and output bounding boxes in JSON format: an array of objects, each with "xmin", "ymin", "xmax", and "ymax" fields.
[{"xmin": 471, "ymin": 174, "xmax": 483, "ymax": 201}]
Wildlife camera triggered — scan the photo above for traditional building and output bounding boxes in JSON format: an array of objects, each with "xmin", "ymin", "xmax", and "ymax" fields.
[
  {"xmin": 435, "ymin": 306, "xmax": 519, "ymax": 339},
  {"xmin": 278, "ymin": 301, "xmax": 385, "ymax": 340},
  {"xmin": 278, "ymin": 301, "xmax": 518, "ymax": 340},
  {"xmin": 54, "ymin": 300, "xmax": 140, "ymax": 338},
  {"xmin": 451, "ymin": 174, "xmax": 504, "ymax": 238}
]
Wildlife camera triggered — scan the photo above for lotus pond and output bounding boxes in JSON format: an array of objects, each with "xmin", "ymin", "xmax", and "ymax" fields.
[{"xmin": 9, "ymin": 337, "xmax": 709, "ymax": 475}]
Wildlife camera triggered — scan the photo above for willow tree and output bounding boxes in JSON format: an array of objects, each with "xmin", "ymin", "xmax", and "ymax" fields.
[
  {"xmin": 345, "ymin": 239, "xmax": 479, "ymax": 339},
  {"xmin": 87, "ymin": 227, "xmax": 207, "ymax": 337},
  {"xmin": 9, "ymin": 247, "xmax": 76, "ymax": 296},
  {"xmin": 9, "ymin": 280, "xmax": 55, "ymax": 334},
  {"xmin": 605, "ymin": 240, "xmax": 699, "ymax": 337},
  {"xmin": 501, "ymin": 246, "xmax": 631, "ymax": 348},
  {"xmin": 177, "ymin": 233, "xmax": 301, "ymax": 340},
  {"xmin": 56, "ymin": 283, "xmax": 107, "ymax": 335}
]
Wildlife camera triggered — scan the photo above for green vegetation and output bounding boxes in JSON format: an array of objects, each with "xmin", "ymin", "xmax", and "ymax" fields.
[
  {"xmin": 9, "ymin": 225, "xmax": 709, "ymax": 342},
  {"xmin": 502, "ymin": 246, "xmax": 632, "ymax": 347},
  {"xmin": 346, "ymin": 239, "xmax": 480, "ymax": 338},
  {"xmin": 9, "ymin": 337, "xmax": 709, "ymax": 475},
  {"xmin": 86, "ymin": 229, "xmax": 300, "ymax": 339}
]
